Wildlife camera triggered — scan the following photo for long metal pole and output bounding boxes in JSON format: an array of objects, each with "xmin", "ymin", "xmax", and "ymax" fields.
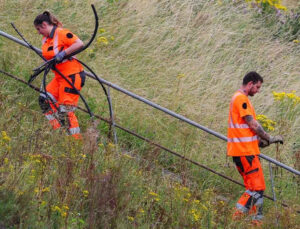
[{"xmin": 1, "ymin": 30, "xmax": 299, "ymax": 176}]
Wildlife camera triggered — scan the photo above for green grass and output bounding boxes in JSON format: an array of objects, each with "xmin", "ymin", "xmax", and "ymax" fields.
[{"xmin": 0, "ymin": 0, "xmax": 300, "ymax": 227}]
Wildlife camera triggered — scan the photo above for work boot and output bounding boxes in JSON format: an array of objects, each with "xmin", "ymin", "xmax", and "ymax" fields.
[
  {"xmin": 71, "ymin": 133, "xmax": 83, "ymax": 140},
  {"xmin": 251, "ymin": 213, "xmax": 263, "ymax": 227},
  {"xmin": 232, "ymin": 208, "xmax": 246, "ymax": 221},
  {"xmin": 251, "ymin": 219, "xmax": 263, "ymax": 227}
]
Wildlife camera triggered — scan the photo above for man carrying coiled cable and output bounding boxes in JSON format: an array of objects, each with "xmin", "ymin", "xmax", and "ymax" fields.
[
  {"xmin": 34, "ymin": 11, "xmax": 86, "ymax": 139},
  {"xmin": 227, "ymin": 72, "xmax": 283, "ymax": 226}
]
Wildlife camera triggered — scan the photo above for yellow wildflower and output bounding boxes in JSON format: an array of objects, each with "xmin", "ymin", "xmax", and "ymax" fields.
[
  {"xmin": 272, "ymin": 91, "xmax": 286, "ymax": 101},
  {"xmin": 99, "ymin": 28, "xmax": 106, "ymax": 33},
  {"xmin": 63, "ymin": 205, "xmax": 69, "ymax": 210},
  {"xmin": 110, "ymin": 36, "xmax": 115, "ymax": 41},
  {"xmin": 97, "ymin": 36, "xmax": 109, "ymax": 45},
  {"xmin": 52, "ymin": 205, "xmax": 61, "ymax": 213},
  {"xmin": 41, "ymin": 201, "xmax": 47, "ymax": 206},
  {"xmin": 34, "ymin": 188, "xmax": 39, "ymax": 193},
  {"xmin": 274, "ymin": 4, "xmax": 287, "ymax": 10},
  {"xmin": 87, "ymin": 48, "xmax": 94, "ymax": 54},
  {"xmin": 127, "ymin": 216, "xmax": 134, "ymax": 221},
  {"xmin": 138, "ymin": 208, "xmax": 145, "ymax": 213},
  {"xmin": 83, "ymin": 190, "xmax": 89, "ymax": 197},
  {"xmin": 1, "ymin": 131, "xmax": 11, "ymax": 141},
  {"xmin": 293, "ymin": 40, "xmax": 299, "ymax": 44},
  {"xmin": 286, "ymin": 93, "xmax": 296, "ymax": 99},
  {"xmin": 4, "ymin": 158, "xmax": 9, "ymax": 164},
  {"xmin": 182, "ymin": 186, "xmax": 190, "ymax": 192},
  {"xmin": 176, "ymin": 73, "xmax": 185, "ymax": 79},
  {"xmin": 193, "ymin": 199, "xmax": 200, "ymax": 204},
  {"xmin": 61, "ymin": 212, "xmax": 67, "ymax": 217},
  {"xmin": 123, "ymin": 154, "xmax": 134, "ymax": 159},
  {"xmin": 42, "ymin": 187, "xmax": 50, "ymax": 192},
  {"xmin": 201, "ymin": 204, "xmax": 208, "ymax": 211},
  {"xmin": 257, "ymin": 114, "xmax": 276, "ymax": 131},
  {"xmin": 108, "ymin": 142, "xmax": 115, "ymax": 148},
  {"xmin": 149, "ymin": 191, "xmax": 159, "ymax": 197},
  {"xmin": 189, "ymin": 208, "xmax": 201, "ymax": 221}
]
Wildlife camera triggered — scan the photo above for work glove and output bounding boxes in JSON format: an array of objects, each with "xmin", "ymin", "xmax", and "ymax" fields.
[
  {"xmin": 259, "ymin": 138, "xmax": 270, "ymax": 148},
  {"xmin": 55, "ymin": 50, "xmax": 66, "ymax": 63},
  {"xmin": 269, "ymin": 135, "xmax": 284, "ymax": 145}
]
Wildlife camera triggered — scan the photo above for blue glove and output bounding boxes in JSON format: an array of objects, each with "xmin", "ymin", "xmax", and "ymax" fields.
[{"xmin": 55, "ymin": 50, "xmax": 66, "ymax": 62}]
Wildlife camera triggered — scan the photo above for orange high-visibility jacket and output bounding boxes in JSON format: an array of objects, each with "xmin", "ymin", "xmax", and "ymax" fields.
[
  {"xmin": 227, "ymin": 90, "xmax": 260, "ymax": 156},
  {"xmin": 41, "ymin": 26, "xmax": 83, "ymax": 77}
]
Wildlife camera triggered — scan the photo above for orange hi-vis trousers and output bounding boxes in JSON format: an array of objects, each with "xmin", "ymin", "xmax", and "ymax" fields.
[
  {"xmin": 232, "ymin": 155, "xmax": 265, "ymax": 220},
  {"xmin": 40, "ymin": 71, "xmax": 85, "ymax": 139}
]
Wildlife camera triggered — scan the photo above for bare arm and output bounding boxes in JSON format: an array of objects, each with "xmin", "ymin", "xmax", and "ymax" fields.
[
  {"xmin": 244, "ymin": 115, "xmax": 270, "ymax": 141},
  {"xmin": 64, "ymin": 39, "xmax": 84, "ymax": 56}
]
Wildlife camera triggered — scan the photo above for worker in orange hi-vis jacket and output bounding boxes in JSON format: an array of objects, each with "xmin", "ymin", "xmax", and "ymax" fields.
[
  {"xmin": 34, "ymin": 11, "xmax": 86, "ymax": 139},
  {"xmin": 227, "ymin": 71, "xmax": 283, "ymax": 226}
]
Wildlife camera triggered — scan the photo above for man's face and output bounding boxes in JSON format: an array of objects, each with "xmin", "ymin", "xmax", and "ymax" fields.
[{"xmin": 248, "ymin": 81, "xmax": 262, "ymax": 97}]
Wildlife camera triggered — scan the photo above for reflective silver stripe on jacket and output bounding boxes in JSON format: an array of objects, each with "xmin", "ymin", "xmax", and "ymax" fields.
[
  {"xmin": 228, "ymin": 122, "xmax": 249, "ymax": 129},
  {"xmin": 227, "ymin": 136, "xmax": 258, "ymax": 143},
  {"xmin": 53, "ymin": 28, "xmax": 67, "ymax": 63},
  {"xmin": 42, "ymin": 37, "xmax": 46, "ymax": 45},
  {"xmin": 53, "ymin": 29, "xmax": 59, "ymax": 55},
  {"xmin": 69, "ymin": 127, "xmax": 80, "ymax": 135}
]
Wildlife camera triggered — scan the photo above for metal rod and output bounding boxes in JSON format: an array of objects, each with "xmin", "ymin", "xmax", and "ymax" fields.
[
  {"xmin": 1, "ymin": 30, "xmax": 300, "ymax": 176},
  {"xmin": 0, "ymin": 31, "xmax": 42, "ymax": 53},
  {"xmin": 107, "ymin": 87, "xmax": 118, "ymax": 144},
  {"xmin": 269, "ymin": 162, "xmax": 276, "ymax": 201}
]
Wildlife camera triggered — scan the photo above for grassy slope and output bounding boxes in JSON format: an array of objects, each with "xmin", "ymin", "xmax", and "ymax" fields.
[{"xmin": 0, "ymin": 0, "xmax": 299, "ymax": 228}]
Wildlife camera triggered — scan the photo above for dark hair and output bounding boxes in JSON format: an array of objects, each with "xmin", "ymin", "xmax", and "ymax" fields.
[
  {"xmin": 34, "ymin": 11, "xmax": 62, "ymax": 27},
  {"xmin": 243, "ymin": 71, "xmax": 263, "ymax": 85}
]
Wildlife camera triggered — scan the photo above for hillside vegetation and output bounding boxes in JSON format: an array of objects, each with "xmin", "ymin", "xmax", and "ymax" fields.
[{"xmin": 0, "ymin": 0, "xmax": 300, "ymax": 228}]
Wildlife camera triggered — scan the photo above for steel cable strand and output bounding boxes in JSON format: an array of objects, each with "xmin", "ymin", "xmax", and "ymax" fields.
[
  {"xmin": 1, "ymin": 69, "xmax": 299, "ymax": 214},
  {"xmin": 63, "ymin": 5, "xmax": 98, "ymax": 60},
  {"xmin": 76, "ymin": 60, "xmax": 113, "ymax": 116}
]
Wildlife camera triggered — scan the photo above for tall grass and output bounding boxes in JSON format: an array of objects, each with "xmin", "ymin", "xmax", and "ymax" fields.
[{"xmin": 0, "ymin": 0, "xmax": 299, "ymax": 227}]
